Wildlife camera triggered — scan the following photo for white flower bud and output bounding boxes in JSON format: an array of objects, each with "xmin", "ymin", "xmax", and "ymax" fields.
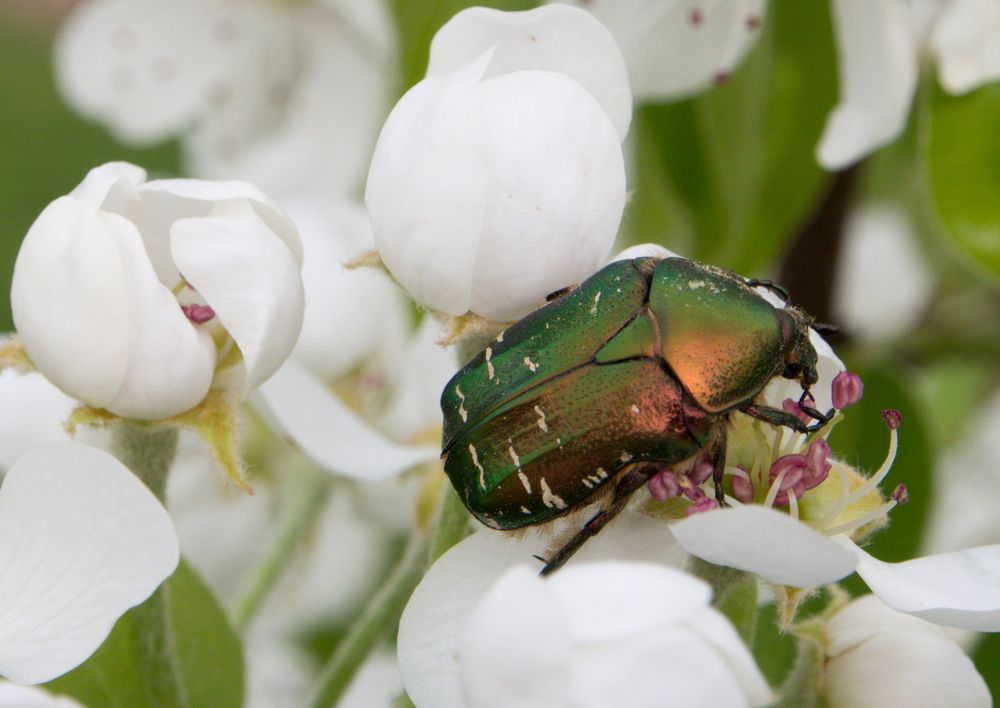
[
  {"xmin": 366, "ymin": 7, "xmax": 628, "ymax": 323},
  {"xmin": 11, "ymin": 162, "xmax": 304, "ymax": 420},
  {"xmin": 824, "ymin": 595, "xmax": 990, "ymax": 708}
]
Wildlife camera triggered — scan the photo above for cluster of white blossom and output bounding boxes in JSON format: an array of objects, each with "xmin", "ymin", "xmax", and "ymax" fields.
[{"xmin": 1, "ymin": 1, "xmax": 998, "ymax": 706}]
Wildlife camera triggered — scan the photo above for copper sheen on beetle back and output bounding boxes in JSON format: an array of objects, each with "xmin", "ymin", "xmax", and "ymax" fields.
[{"xmin": 440, "ymin": 257, "xmax": 832, "ymax": 574}]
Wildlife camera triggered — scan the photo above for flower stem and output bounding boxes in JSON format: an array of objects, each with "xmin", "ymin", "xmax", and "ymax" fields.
[
  {"xmin": 774, "ymin": 624, "xmax": 826, "ymax": 708},
  {"xmin": 306, "ymin": 532, "xmax": 428, "ymax": 708},
  {"xmin": 232, "ymin": 463, "xmax": 331, "ymax": 629},
  {"xmin": 111, "ymin": 422, "xmax": 185, "ymax": 706},
  {"xmin": 111, "ymin": 422, "xmax": 179, "ymax": 502},
  {"xmin": 305, "ymin": 482, "xmax": 466, "ymax": 707}
]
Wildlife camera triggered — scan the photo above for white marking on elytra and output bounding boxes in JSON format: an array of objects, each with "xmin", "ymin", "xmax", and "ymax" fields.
[
  {"xmin": 596, "ymin": 467, "xmax": 609, "ymax": 479},
  {"xmin": 582, "ymin": 478, "xmax": 594, "ymax": 489},
  {"xmin": 587, "ymin": 474, "xmax": 602, "ymax": 485},
  {"xmin": 620, "ymin": 451, "xmax": 633, "ymax": 463},
  {"xmin": 534, "ymin": 405, "xmax": 548, "ymax": 432},
  {"xmin": 455, "ymin": 384, "xmax": 468, "ymax": 422},
  {"xmin": 496, "ymin": 330, "xmax": 505, "ymax": 343},
  {"xmin": 590, "ymin": 291, "xmax": 602, "ymax": 315},
  {"xmin": 508, "ymin": 438, "xmax": 521, "ymax": 468},
  {"xmin": 485, "ymin": 347, "xmax": 495, "ymax": 380},
  {"xmin": 469, "ymin": 444, "xmax": 486, "ymax": 489},
  {"xmin": 518, "ymin": 471, "xmax": 532, "ymax": 494},
  {"xmin": 540, "ymin": 478, "xmax": 568, "ymax": 510},
  {"xmin": 524, "ymin": 356, "xmax": 538, "ymax": 372},
  {"xmin": 520, "ymin": 505, "xmax": 531, "ymax": 514},
  {"xmin": 631, "ymin": 404, "xmax": 640, "ymax": 414}
]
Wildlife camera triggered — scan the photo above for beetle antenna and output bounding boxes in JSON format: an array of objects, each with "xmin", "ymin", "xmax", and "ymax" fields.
[
  {"xmin": 812, "ymin": 322, "xmax": 840, "ymax": 337},
  {"xmin": 745, "ymin": 278, "xmax": 790, "ymax": 303}
]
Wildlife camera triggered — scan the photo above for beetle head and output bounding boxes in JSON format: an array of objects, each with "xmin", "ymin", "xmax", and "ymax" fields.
[{"xmin": 777, "ymin": 307, "xmax": 819, "ymax": 394}]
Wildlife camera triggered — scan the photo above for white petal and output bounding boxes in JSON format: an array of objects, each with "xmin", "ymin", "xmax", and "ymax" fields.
[
  {"xmin": 930, "ymin": 0, "xmax": 1000, "ymax": 94},
  {"xmin": 610, "ymin": 243, "xmax": 684, "ymax": 262},
  {"xmin": 825, "ymin": 594, "xmax": 948, "ymax": 657},
  {"xmin": 0, "ymin": 682, "xmax": 84, "ymax": 707},
  {"xmin": 832, "ymin": 205, "xmax": 932, "ymax": 343},
  {"xmin": 459, "ymin": 566, "xmax": 574, "ymax": 708},
  {"xmin": 826, "ymin": 630, "xmax": 990, "ymax": 708},
  {"xmin": 171, "ymin": 201, "xmax": 304, "ymax": 393},
  {"xmin": 549, "ymin": 562, "xmax": 711, "ymax": 643},
  {"xmin": 139, "ymin": 178, "xmax": 302, "ymax": 263},
  {"xmin": 11, "ymin": 198, "xmax": 130, "ymax": 408},
  {"xmin": 817, "ymin": 0, "xmax": 917, "ymax": 169},
  {"xmin": 378, "ymin": 320, "xmax": 458, "ymax": 442},
  {"xmin": 561, "ymin": 0, "xmax": 767, "ymax": 101},
  {"xmin": 68, "ymin": 161, "xmax": 145, "ymax": 211},
  {"xmin": 851, "ymin": 542, "xmax": 1000, "ymax": 630},
  {"xmin": 428, "ymin": 5, "xmax": 632, "ymax": 141},
  {"xmin": 0, "ymin": 443, "xmax": 179, "ymax": 684},
  {"xmin": 54, "ymin": 0, "xmax": 283, "ymax": 144},
  {"xmin": 186, "ymin": 4, "xmax": 394, "ymax": 198},
  {"xmin": 101, "ymin": 212, "xmax": 217, "ymax": 419},
  {"xmin": 285, "ymin": 199, "xmax": 409, "ymax": 383},
  {"xmin": 669, "ymin": 506, "xmax": 858, "ymax": 587},
  {"xmin": 0, "ymin": 372, "xmax": 75, "ymax": 472},
  {"xmin": 339, "ymin": 651, "xmax": 404, "ymax": 708},
  {"xmin": 397, "ymin": 512, "xmax": 686, "ymax": 708},
  {"xmin": 686, "ymin": 607, "xmax": 773, "ymax": 706},
  {"xmin": 571, "ymin": 627, "xmax": 758, "ymax": 708},
  {"xmin": 255, "ymin": 361, "xmax": 438, "ymax": 480},
  {"xmin": 368, "ymin": 69, "xmax": 625, "ymax": 322}
]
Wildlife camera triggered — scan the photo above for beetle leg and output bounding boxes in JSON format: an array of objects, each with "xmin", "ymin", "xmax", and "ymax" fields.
[
  {"xmin": 539, "ymin": 465, "xmax": 658, "ymax": 576},
  {"xmin": 744, "ymin": 278, "xmax": 790, "ymax": 303},
  {"xmin": 739, "ymin": 403, "xmax": 831, "ymax": 434},
  {"xmin": 708, "ymin": 436, "xmax": 728, "ymax": 505}
]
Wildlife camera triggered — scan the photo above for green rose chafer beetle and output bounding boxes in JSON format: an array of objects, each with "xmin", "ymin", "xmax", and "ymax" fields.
[{"xmin": 440, "ymin": 256, "xmax": 833, "ymax": 574}]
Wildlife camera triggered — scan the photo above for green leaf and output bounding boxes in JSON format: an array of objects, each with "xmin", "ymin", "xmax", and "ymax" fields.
[
  {"xmin": 827, "ymin": 365, "xmax": 933, "ymax": 573},
  {"xmin": 972, "ymin": 632, "xmax": 1000, "ymax": 704},
  {"xmin": 924, "ymin": 80, "xmax": 1000, "ymax": 284},
  {"xmin": 388, "ymin": 0, "xmax": 539, "ymax": 92},
  {"xmin": 45, "ymin": 560, "xmax": 244, "ymax": 708},
  {"xmin": 0, "ymin": 16, "xmax": 179, "ymax": 332},
  {"xmin": 625, "ymin": 0, "xmax": 837, "ymax": 275}
]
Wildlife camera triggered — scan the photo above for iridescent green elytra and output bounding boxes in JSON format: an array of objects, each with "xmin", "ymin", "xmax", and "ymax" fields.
[{"xmin": 441, "ymin": 257, "xmax": 829, "ymax": 574}]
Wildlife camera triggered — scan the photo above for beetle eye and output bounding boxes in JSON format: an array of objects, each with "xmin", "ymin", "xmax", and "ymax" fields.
[{"xmin": 782, "ymin": 363, "xmax": 801, "ymax": 380}]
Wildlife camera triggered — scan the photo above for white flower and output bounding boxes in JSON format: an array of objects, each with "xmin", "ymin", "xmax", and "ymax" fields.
[
  {"xmin": 0, "ymin": 682, "xmax": 84, "ymax": 707},
  {"xmin": 366, "ymin": 5, "xmax": 628, "ymax": 323},
  {"xmin": 925, "ymin": 389, "xmax": 1000, "ymax": 554},
  {"xmin": 0, "ymin": 442, "xmax": 178, "ymax": 684},
  {"xmin": 819, "ymin": 0, "xmax": 1000, "ymax": 169},
  {"xmin": 0, "ymin": 370, "xmax": 74, "ymax": 472},
  {"xmin": 670, "ymin": 492, "xmax": 1000, "ymax": 631},
  {"xmin": 11, "ymin": 162, "xmax": 304, "ymax": 420},
  {"xmin": 284, "ymin": 198, "xmax": 409, "ymax": 384},
  {"xmin": 398, "ymin": 522, "xmax": 768, "ymax": 708},
  {"xmin": 823, "ymin": 595, "xmax": 990, "ymax": 708},
  {"xmin": 929, "ymin": 0, "xmax": 1000, "ymax": 95},
  {"xmin": 55, "ymin": 0, "xmax": 394, "ymax": 197},
  {"xmin": 550, "ymin": 0, "xmax": 767, "ymax": 101},
  {"xmin": 817, "ymin": 0, "xmax": 918, "ymax": 169},
  {"xmin": 831, "ymin": 204, "xmax": 932, "ymax": 343}
]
